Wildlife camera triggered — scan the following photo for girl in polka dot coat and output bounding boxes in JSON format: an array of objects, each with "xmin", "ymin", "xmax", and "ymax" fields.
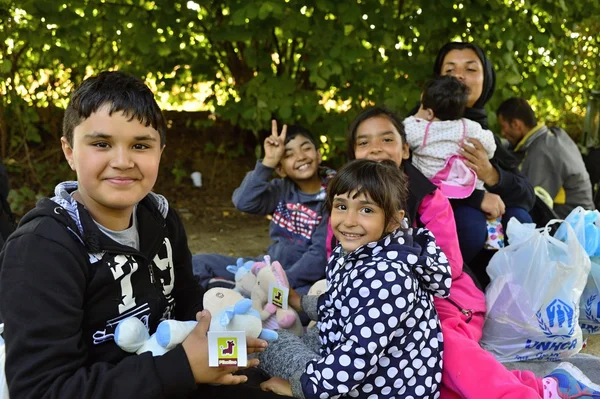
[{"xmin": 258, "ymin": 159, "xmax": 452, "ymax": 398}]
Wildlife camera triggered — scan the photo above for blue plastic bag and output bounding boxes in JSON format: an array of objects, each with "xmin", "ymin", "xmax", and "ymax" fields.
[{"xmin": 481, "ymin": 218, "xmax": 590, "ymax": 362}]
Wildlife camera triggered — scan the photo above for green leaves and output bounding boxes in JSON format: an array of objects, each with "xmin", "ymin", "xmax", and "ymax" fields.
[
  {"xmin": 506, "ymin": 39, "xmax": 514, "ymax": 51},
  {"xmin": 0, "ymin": 59, "xmax": 12, "ymax": 74},
  {"xmin": 1, "ymin": 0, "xmax": 600, "ymax": 162}
]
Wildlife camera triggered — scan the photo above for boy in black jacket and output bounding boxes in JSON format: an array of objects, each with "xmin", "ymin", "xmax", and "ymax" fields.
[{"xmin": 0, "ymin": 71, "xmax": 278, "ymax": 399}]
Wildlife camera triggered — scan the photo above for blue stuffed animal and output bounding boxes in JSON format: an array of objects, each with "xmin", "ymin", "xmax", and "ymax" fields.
[
  {"xmin": 114, "ymin": 317, "xmax": 197, "ymax": 356},
  {"xmin": 226, "ymin": 258, "xmax": 256, "ymax": 298}
]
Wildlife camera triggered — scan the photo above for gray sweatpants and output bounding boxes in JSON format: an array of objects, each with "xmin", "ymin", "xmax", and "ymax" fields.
[{"xmin": 256, "ymin": 328, "xmax": 321, "ymax": 380}]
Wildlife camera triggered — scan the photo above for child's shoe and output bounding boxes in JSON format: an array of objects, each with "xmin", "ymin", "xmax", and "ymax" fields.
[{"xmin": 543, "ymin": 362, "xmax": 600, "ymax": 398}]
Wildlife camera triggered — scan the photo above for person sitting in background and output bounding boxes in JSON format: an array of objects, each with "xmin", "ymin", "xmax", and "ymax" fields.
[
  {"xmin": 192, "ymin": 121, "xmax": 334, "ymax": 295},
  {"xmin": 497, "ymin": 96, "xmax": 595, "ymax": 218}
]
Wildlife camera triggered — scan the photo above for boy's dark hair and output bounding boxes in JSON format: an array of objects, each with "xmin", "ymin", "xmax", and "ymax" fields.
[
  {"xmin": 284, "ymin": 124, "xmax": 318, "ymax": 148},
  {"xmin": 346, "ymin": 106, "xmax": 407, "ymax": 161},
  {"xmin": 63, "ymin": 71, "xmax": 167, "ymax": 146},
  {"xmin": 496, "ymin": 97, "xmax": 538, "ymax": 129},
  {"xmin": 326, "ymin": 159, "xmax": 408, "ymax": 229},
  {"xmin": 421, "ymin": 75, "xmax": 470, "ymax": 121}
]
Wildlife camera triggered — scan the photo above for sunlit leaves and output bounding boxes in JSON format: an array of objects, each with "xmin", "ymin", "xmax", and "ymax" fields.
[{"xmin": 1, "ymin": 0, "xmax": 600, "ymax": 156}]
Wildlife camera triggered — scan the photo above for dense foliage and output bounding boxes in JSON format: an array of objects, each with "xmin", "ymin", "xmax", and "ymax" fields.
[{"xmin": 1, "ymin": 0, "xmax": 599, "ymax": 206}]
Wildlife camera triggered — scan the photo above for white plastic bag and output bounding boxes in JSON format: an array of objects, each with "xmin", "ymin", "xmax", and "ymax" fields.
[
  {"xmin": 0, "ymin": 324, "xmax": 8, "ymax": 399},
  {"xmin": 481, "ymin": 219, "xmax": 590, "ymax": 362},
  {"xmin": 580, "ymin": 257, "xmax": 600, "ymax": 334},
  {"xmin": 555, "ymin": 207, "xmax": 600, "ymax": 334}
]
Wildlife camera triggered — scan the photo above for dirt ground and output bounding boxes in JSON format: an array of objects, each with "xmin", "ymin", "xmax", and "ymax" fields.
[{"xmin": 180, "ymin": 205, "xmax": 272, "ymax": 257}]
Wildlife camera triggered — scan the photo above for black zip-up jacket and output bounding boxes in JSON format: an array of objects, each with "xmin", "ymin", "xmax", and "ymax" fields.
[{"xmin": 0, "ymin": 186, "xmax": 204, "ymax": 398}]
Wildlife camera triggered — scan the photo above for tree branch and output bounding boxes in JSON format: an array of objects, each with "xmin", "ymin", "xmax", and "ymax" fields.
[
  {"xmin": 272, "ymin": 29, "xmax": 284, "ymax": 76},
  {"xmin": 287, "ymin": 38, "xmax": 298, "ymax": 76},
  {"xmin": 398, "ymin": 0, "xmax": 405, "ymax": 18}
]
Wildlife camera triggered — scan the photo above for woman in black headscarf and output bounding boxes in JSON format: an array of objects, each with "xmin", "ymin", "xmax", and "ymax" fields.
[
  {"xmin": 410, "ymin": 41, "xmax": 600, "ymax": 399},
  {"xmin": 431, "ymin": 42, "xmax": 536, "ymax": 285}
]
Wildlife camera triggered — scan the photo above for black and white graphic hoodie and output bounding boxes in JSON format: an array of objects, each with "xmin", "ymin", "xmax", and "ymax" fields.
[
  {"xmin": 0, "ymin": 182, "xmax": 204, "ymax": 399},
  {"xmin": 301, "ymin": 227, "xmax": 452, "ymax": 398}
]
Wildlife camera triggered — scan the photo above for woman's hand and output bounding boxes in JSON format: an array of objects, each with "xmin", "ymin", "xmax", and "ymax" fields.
[
  {"xmin": 460, "ymin": 138, "xmax": 499, "ymax": 186},
  {"xmin": 480, "ymin": 192, "xmax": 506, "ymax": 219},
  {"xmin": 260, "ymin": 377, "xmax": 293, "ymax": 396}
]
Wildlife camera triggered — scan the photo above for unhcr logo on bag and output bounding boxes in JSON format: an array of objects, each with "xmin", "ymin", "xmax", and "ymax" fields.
[
  {"xmin": 584, "ymin": 294, "xmax": 600, "ymax": 324},
  {"xmin": 523, "ymin": 299, "xmax": 579, "ymax": 355},
  {"xmin": 536, "ymin": 299, "xmax": 576, "ymax": 338},
  {"xmin": 581, "ymin": 294, "xmax": 600, "ymax": 333}
]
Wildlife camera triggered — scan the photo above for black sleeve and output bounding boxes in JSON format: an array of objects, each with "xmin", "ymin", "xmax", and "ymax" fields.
[
  {"xmin": 0, "ymin": 226, "xmax": 197, "ymax": 399},
  {"xmin": 168, "ymin": 208, "xmax": 205, "ymax": 320},
  {"xmin": 452, "ymin": 138, "xmax": 536, "ymax": 211},
  {"xmin": 485, "ymin": 141, "xmax": 536, "ymax": 211}
]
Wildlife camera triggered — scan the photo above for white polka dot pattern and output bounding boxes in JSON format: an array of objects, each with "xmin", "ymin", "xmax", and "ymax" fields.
[
  {"xmin": 403, "ymin": 116, "xmax": 497, "ymax": 191},
  {"xmin": 301, "ymin": 227, "xmax": 451, "ymax": 398}
]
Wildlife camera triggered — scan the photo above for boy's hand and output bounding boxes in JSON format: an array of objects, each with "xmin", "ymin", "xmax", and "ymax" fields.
[
  {"xmin": 262, "ymin": 120, "xmax": 287, "ymax": 169},
  {"xmin": 260, "ymin": 377, "xmax": 293, "ymax": 396},
  {"xmin": 182, "ymin": 310, "xmax": 264, "ymax": 385},
  {"xmin": 288, "ymin": 287, "xmax": 302, "ymax": 313}
]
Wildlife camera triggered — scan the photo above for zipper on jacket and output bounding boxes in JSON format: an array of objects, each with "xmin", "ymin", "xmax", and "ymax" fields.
[
  {"xmin": 446, "ymin": 297, "xmax": 473, "ymax": 323},
  {"xmin": 148, "ymin": 263, "xmax": 156, "ymax": 284}
]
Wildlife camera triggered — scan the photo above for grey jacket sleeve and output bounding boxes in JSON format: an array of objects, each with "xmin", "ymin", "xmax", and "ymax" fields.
[
  {"xmin": 300, "ymin": 295, "xmax": 320, "ymax": 321},
  {"xmin": 232, "ymin": 161, "xmax": 284, "ymax": 215}
]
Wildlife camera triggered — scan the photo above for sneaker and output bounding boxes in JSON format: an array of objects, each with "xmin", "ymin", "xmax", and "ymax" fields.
[
  {"xmin": 206, "ymin": 277, "xmax": 236, "ymax": 290},
  {"xmin": 543, "ymin": 362, "xmax": 600, "ymax": 398}
]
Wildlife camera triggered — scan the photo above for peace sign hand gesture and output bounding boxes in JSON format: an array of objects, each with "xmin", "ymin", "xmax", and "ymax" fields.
[{"xmin": 262, "ymin": 120, "xmax": 287, "ymax": 169}]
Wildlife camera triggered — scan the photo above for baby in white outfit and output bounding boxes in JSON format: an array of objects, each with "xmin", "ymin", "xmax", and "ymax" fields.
[{"xmin": 404, "ymin": 75, "xmax": 496, "ymax": 198}]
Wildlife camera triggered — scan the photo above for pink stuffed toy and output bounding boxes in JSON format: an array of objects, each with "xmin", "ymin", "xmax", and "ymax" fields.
[{"xmin": 250, "ymin": 255, "xmax": 303, "ymax": 336}]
